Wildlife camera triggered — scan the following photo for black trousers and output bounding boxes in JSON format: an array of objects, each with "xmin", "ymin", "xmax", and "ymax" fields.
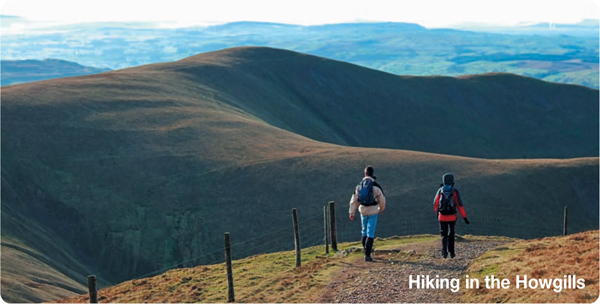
[{"xmin": 439, "ymin": 221, "xmax": 456, "ymax": 254}]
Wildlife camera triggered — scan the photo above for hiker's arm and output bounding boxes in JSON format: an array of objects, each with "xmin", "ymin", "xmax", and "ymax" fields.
[
  {"xmin": 349, "ymin": 187, "xmax": 359, "ymax": 218},
  {"xmin": 433, "ymin": 190, "xmax": 441, "ymax": 213},
  {"xmin": 454, "ymin": 190, "xmax": 467, "ymax": 218},
  {"xmin": 376, "ymin": 187, "xmax": 386, "ymax": 213}
]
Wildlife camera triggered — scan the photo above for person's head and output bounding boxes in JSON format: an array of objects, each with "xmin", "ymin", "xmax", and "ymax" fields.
[
  {"xmin": 364, "ymin": 166, "xmax": 376, "ymax": 179},
  {"xmin": 442, "ymin": 173, "xmax": 454, "ymax": 186}
]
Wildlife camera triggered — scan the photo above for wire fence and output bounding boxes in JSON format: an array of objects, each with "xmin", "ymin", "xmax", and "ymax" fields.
[
  {"xmin": 82, "ymin": 202, "xmax": 595, "ymax": 303},
  {"xmin": 338, "ymin": 204, "xmax": 591, "ymax": 242},
  {"xmin": 84, "ymin": 209, "xmax": 329, "ymax": 302}
]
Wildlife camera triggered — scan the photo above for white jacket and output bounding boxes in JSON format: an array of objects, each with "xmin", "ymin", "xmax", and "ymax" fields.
[{"xmin": 349, "ymin": 176, "xmax": 386, "ymax": 216}]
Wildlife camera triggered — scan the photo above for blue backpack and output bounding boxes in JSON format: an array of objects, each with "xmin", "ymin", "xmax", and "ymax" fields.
[{"xmin": 358, "ymin": 178, "xmax": 377, "ymax": 206}]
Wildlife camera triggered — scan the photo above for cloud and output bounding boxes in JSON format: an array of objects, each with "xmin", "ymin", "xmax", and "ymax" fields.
[{"xmin": 163, "ymin": 46, "xmax": 178, "ymax": 54}]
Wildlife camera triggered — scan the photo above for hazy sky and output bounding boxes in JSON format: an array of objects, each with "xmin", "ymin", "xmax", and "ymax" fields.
[{"xmin": 1, "ymin": 0, "xmax": 598, "ymax": 28}]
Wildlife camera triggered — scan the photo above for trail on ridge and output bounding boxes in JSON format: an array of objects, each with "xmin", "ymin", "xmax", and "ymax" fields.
[{"xmin": 319, "ymin": 239, "xmax": 507, "ymax": 303}]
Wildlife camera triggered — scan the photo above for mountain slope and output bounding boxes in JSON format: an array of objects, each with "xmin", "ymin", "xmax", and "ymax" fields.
[
  {"xmin": 1, "ymin": 47, "xmax": 598, "ymax": 302},
  {"xmin": 140, "ymin": 47, "xmax": 598, "ymax": 159},
  {"xmin": 1, "ymin": 59, "xmax": 110, "ymax": 86}
]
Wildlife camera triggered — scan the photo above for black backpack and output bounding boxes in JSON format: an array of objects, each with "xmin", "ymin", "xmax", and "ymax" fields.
[
  {"xmin": 438, "ymin": 187, "xmax": 457, "ymax": 215},
  {"xmin": 358, "ymin": 178, "xmax": 377, "ymax": 206}
]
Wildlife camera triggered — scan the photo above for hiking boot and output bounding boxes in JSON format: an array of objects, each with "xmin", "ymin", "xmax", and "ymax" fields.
[
  {"xmin": 442, "ymin": 251, "xmax": 448, "ymax": 259},
  {"xmin": 361, "ymin": 236, "xmax": 367, "ymax": 252},
  {"xmin": 364, "ymin": 237, "xmax": 374, "ymax": 262},
  {"xmin": 450, "ymin": 252, "xmax": 456, "ymax": 259}
]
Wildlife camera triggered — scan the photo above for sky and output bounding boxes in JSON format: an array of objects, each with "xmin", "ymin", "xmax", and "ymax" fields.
[{"xmin": 0, "ymin": 0, "xmax": 599, "ymax": 28}]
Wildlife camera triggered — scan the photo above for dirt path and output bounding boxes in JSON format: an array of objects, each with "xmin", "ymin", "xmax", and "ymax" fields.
[{"xmin": 319, "ymin": 238, "xmax": 508, "ymax": 303}]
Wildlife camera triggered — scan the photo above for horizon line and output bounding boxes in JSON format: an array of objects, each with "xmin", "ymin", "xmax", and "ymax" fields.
[{"xmin": 2, "ymin": 15, "xmax": 599, "ymax": 30}]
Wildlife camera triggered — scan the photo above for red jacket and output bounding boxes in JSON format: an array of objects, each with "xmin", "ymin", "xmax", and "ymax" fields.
[{"xmin": 433, "ymin": 187, "xmax": 467, "ymax": 221}]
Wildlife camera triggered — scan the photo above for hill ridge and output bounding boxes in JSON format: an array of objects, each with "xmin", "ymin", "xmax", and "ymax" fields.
[{"xmin": 85, "ymin": 47, "xmax": 599, "ymax": 159}]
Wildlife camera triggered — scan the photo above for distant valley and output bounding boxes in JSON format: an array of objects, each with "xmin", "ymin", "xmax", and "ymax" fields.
[
  {"xmin": 1, "ymin": 59, "xmax": 110, "ymax": 86},
  {"xmin": 2, "ymin": 20, "xmax": 598, "ymax": 88}
]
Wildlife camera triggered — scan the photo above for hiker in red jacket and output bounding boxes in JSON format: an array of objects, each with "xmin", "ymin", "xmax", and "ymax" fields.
[{"xmin": 433, "ymin": 173, "xmax": 469, "ymax": 259}]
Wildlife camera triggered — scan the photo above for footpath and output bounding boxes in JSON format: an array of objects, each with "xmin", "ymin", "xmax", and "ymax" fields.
[{"xmin": 319, "ymin": 238, "xmax": 508, "ymax": 303}]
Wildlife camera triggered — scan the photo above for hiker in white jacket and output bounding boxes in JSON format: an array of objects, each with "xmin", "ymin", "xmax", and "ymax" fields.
[{"xmin": 349, "ymin": 165, "xmax": 386, "ymax": 261}]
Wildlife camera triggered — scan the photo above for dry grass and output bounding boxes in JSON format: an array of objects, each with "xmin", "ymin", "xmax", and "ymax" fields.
[
  {"xmin": 54, "ymin": 236, "xmax": 439, "ymax": 303},
  {"xmin": 462, "ymin": 230, "xmax": 599, "ymax": 303},
  {"xmin": 52, "ymin": 232, "xmax": 599, "ymax": 303}
]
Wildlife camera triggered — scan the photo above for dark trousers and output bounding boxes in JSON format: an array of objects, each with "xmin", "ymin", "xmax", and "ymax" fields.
[{"xmin": 439, "ymin": 221, "xmax": 456, "ymax": 255}]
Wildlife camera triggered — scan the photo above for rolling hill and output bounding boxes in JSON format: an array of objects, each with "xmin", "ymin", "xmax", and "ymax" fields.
[
  {"xmin": 1, "ymin": 47, "xmax": 598, "ymax": 302},
  {"xmin": 1, "ymin": 59, "xmax": 111, "ymax": 86},
  {"xmin": 455, "ymin": 19, "xmax": 600, "ymax": 37},
  {"xmin": 132, "ymin": 47, "xmax": 598, "ymax": 159}
]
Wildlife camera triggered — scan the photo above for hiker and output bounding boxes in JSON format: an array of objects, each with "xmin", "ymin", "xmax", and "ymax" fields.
[
  {"xmin": 349, "ymin": 165, "xmax": 386, "ymax": 262},
  {"xmin": 433, "ymin": 173, "xmax": 469, "ymax": 259}
]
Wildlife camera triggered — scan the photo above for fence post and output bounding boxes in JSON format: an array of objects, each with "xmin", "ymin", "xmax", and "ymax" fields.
[
  {"xmin": 563, "ymin": 206, "xmax": 568, "ymax": 236},
  {"xmin": 292, "ymin": 208, "xmax": 301, "ymax": 267},
  {"xmin": 329, "ymin": 201, "xmax": 337, "ymax": 251},
  {"xmin": 224, "ymin": 232, "xmax": 235, "ymax": 303},
  {"xmin": 87, "ymin": 275, "xmax": 97, "ymax": 303},
  {"xmin": 324, "ymin": 205, "xmax": 329, "ymax": 254}
]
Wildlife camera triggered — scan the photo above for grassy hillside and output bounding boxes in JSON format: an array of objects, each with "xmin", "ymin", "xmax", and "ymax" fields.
[
  {"xmin": 1, "ymin": 47, "xmax": 598, "ymax": 302},
  {"xmin": 1, "ymin": 59, "xmax": 110, "ymax": 86},
  {"xmin": 51, "ymin": 235, "xmax": 483, "ymax": 303},
  {"xmin": 144, "ymin": 47, "xmax": 598, "ymax": 159},
  {"xmin": 462, "ymin": 230, "xmax": 599, "ymax": 303},
  {"xmin": 54, "ymin": 231, "xmax": 598, "ymax": 303},
  {"xmin": 1, "ymin": 238, "xmax": 87, "ymax": 303},
  {"xmin": 55, "ymin": 235, "xmax": 351, "ymax": 303},
  {"xmin": 1, "ymin": 179, "xmax": 111, "ymax": 302}
]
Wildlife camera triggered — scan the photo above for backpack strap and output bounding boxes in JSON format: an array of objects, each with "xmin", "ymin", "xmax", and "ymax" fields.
[{"xmin": 373, "ymin": 181, "xmax": 384, "ymax": 195}]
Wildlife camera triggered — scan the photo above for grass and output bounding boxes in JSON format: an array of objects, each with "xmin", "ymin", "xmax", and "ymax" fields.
[
  {"xmin": 461, "ymin": 230, "xmax": 599, "ymax": 303},
  {"xmin": 375, "ymin": 235, "xmax": 437, "ymax": 249},
  {"xmin": 54, "ymin": 232, "xmax": 599, "ymax": 303},
  {"xmin": 0, "ymin": 237, "xmax": 87, "ymax": 303},
  {"xmin": 55, "ymin": 235, "xmax": 444, "ymax": 303}
]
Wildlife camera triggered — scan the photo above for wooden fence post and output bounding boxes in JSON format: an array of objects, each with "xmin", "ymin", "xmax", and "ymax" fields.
[
  {"xmin": 87, "ymin": 275, "xmax": 97, "ymax": 303},
  {"xmin": 563, "ymin": 206, "xmax": 568, "ymax": 236},
  {"xmin": 292, "ymin": 208, "xmax": 301, "ymax": 267},
  {"xmin": 329, "ymin": 201, "xmax": 337, "ymax": 251},
  {"xmin": 224, "ymin": 233, "xmax": 235, "ymax": 302},
  {"xmin": 324, "ymin": 205, "xmax": 329, "ymax": 254}
]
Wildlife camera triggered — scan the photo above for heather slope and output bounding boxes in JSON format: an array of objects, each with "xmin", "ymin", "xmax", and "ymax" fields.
[{"xmin": 1, "ymin": 47, "xmax": 598, "ymax": 302}]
